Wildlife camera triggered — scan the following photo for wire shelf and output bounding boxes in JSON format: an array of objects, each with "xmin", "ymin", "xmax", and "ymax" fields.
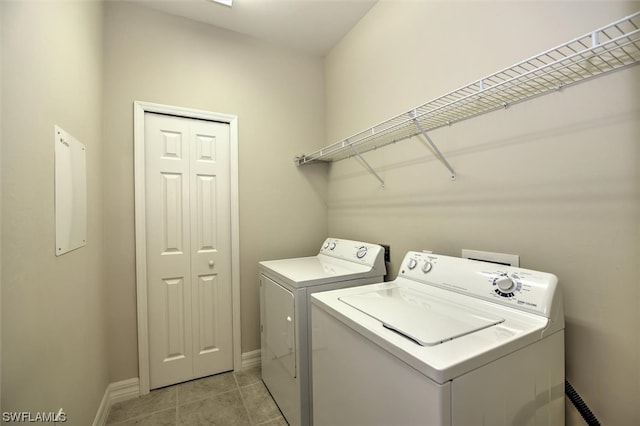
[{"xmin": 295, "ymin": 11, "xmax": 640, "ymax": 166}]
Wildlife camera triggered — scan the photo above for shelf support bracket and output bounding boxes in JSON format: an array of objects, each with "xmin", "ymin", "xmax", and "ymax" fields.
[
  {"xmin": 412, "ymin": 118, "xmax": 457, "ymax": 180},
  {"xmin": 349, "ymin": 144, "xmax": 384, "ymax": 187}
]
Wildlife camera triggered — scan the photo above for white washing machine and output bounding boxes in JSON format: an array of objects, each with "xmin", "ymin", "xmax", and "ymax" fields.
[
  {"xmin": 259, "ymin": 238, "xmax": 387, "ymax": 426},
  {"xmin": 311, "ymin": 251, "xmax": 564, "ymax": 426}
]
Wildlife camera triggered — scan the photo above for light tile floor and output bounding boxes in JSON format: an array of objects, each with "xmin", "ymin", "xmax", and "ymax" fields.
[{"xmin": 106, "ymin": 366, "xmax": 287, "ymax": 426}]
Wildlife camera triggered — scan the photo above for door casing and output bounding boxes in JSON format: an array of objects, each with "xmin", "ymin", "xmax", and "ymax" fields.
[{"xmin": 134, "ymin": 101, "xmax": 240, "ymax": 394}]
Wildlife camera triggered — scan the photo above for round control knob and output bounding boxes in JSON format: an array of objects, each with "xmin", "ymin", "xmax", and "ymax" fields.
[
  {"xmin": 329, "ymin": 242, "xmax": 337, "ymax": 250},
  {"xmin": 323, "ymin": 241, "xmax": 329, "ymax": 249},
  {"xmin": 421, "ymin": 261, "xmax": 433, "ymax": 273},
  {"xmin": 356, "ymin": 246, "xmax": 368, "ymax": 259},
  {"xmin": 407, "ymin": 258, "xmax": 418, "ymax": 270},
  {"xmin": 495, "ymin": 276, "xmax": 515, "ymax": 292}
]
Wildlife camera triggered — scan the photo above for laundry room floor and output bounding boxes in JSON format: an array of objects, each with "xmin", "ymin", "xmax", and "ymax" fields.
[{"xmin": 106, "ymin": 366, "xmax": 286, "ymax": 425}]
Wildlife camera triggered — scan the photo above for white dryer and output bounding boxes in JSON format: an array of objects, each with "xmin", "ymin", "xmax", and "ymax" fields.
[
  {"xmin": 259, "ymin": 238, "xmax": 387, "ymax": 426},
  {"xmin": 311, "ymin": 251, "xmax": 564, "ymax": 426}
]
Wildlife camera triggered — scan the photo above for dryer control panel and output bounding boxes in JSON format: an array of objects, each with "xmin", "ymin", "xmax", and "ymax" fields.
[
  {"xmin": 398, "ymin": 251, "xmax": 559, "ymax": 318},
  {"xmin": 319, "ymin": 238, "xmax": 385, "ymax": 270}
]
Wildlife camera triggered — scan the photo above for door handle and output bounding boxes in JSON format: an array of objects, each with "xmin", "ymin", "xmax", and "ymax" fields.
[
  {"xmin": 286, "ymin": 316, "xmax": 293, "ymax": 351},
  {"xmin": 208, "ymin": 260, "xmax": 215, "ymax": 268}
]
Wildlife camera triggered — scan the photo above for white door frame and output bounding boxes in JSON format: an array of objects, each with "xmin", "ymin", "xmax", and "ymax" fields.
[{"xmin": 133, "ymin": 101, "xmax": 241, "ymax": 394}]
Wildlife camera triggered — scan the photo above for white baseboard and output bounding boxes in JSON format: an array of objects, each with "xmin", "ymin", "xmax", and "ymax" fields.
[
  {"xmin": 93, "ymin": 351, "xmax": 260, "ymax": 425},
  {"xmin": 92, "ymin": 378, "xmax": 140, "ymax": 426},
  {"xmin": 109, "ymin": 378, "xmax": 140, "ymax": 404},
  {"xmin": 241, "ymin": 349, "xmax": 261, "ymax": 369}
]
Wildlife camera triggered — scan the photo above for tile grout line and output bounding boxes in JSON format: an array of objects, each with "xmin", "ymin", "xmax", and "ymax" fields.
[
  {"xmin": 239, "ymin": 380, "xmax": 287, "ymax": 426},
  {"xmin": 175, "ymin": 385, "xmax": 179, "ymax": 426},
  {"xmin": 233, "ymin": 371, "xmax": 257, "ymax": 425},
  {"xmin": 108, "ymin": 385, "xmax": 178, "ymax": 425},
  {"xmin": 177, "ymin": 387, "xmax": 239, "ymax": 407},
  {"xmin": 106, "ymin": 406, "xmax": 176, "ymax": 426},
  {"xmin": 110, "ymin": 371, "xmax": 271, "ymax": 425}
]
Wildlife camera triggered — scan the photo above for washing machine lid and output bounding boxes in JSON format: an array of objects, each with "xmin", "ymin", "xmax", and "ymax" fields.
[
  {"xmin": 340, "ymin": 286, "xmax": 504, "ymax": 346},
  {"xmin": 259, "ymin": 255, "xmax": 379, "ymax": 288},
  {"xmin": 312, "ymin": 278, "xmax": 551, "ymax": 383}
]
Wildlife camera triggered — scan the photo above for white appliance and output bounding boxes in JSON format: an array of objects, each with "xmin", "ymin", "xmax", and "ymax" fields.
[
  {"xmin": 312, "ymin": 251, "xmax": 564, "ymax": 426},
  {"xmin": 259, "ymin": 238, "xmax": 387, "ymax": 426}
]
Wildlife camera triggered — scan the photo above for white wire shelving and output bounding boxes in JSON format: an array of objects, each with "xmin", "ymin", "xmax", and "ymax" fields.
[{"xmin": 294, "ymin": 11, "xmax": 640, "ymax": 185}]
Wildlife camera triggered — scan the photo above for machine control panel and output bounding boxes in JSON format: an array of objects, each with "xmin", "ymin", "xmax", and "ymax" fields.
[
  {"xmin": 356, "ymin": 246, "xmax": 368, "ymax": 259},
  {"xmin": 492, "ymin": 274, "xmax": 522, "ymax": 298},
  {"xmin": 407, "ymin": 258, "xmax": 418, "ymax": 270},
  {"xmin": 323, "ymin": 241, "xmax": 338, "ymax": 251},
  {"xmin": 398, "ymin": 251, "xmax": 559, "ymax": 317},
  {"xmin": 319, "ymin": 238, "xmax": 386, "ymax": 270},
  {"xmin": 405, "ymin": 256, "xmax": 433, "ymax": 274}
]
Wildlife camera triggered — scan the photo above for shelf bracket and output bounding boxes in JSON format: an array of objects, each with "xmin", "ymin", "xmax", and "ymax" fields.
[
  {"xmin": 412, "ymin": 117, "xmax": 457, "ymax": 180},
  {"xmin": 349, "ymin": 144, "xmax": 384, "ymax": 187}
]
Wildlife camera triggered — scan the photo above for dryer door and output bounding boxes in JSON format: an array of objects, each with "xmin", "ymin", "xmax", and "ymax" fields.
[{"xmin": 262, "ymin": 275, "xmax": 296, "ymax": 378}]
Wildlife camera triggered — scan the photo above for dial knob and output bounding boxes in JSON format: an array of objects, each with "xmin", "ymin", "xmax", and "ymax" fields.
[
  {"xmin": 495, "ymin": 276, "xmax": 516, "ymax": 292},
  {"xmin": 323, "ymin": 241, "xmax": 329, "ymax": 249},
  {"xmin": 407, "ymin": 258, "xmax": 418, "ymax": 270},
  {"xmin": 421, "ymin": 261, "xmax": 433, "ymax": 273},
  {"xmin": 356, "ymin": 246, "xmax": 368, "ymax": 259},
  {"xmin": 329, "ymin": 242, "xmax": 337, "ymax": 250}
]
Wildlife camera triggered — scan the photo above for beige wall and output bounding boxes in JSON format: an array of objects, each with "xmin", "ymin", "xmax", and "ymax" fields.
[
  {"xmin": 324, "ymin": 1, "xmax": 639, "ymax": 425},
  {"xmin": 1, "ymin": 1, "xmax": 109, "ymax": 424},
  {"xmin": 0, "ymin": 0, "xmax": 3, "ymax": 412},
  {"xmin": 103, "ymin": 2, "xmax": 327, "ymax": 382},
  {"xmin": 3, "ymin": 0, "xmax": 637, "ymax": 423}
]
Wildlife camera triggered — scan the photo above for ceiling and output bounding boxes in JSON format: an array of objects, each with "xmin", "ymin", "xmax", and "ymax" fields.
[{"xmin": 129, "ymin": 0, "xmax": 378, "ymax": 56}]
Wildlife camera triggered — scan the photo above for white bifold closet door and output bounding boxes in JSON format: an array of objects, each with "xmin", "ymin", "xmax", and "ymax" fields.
[{"xmin": 144, "ymin": 112, "xmax": 233, "ymax": 389}]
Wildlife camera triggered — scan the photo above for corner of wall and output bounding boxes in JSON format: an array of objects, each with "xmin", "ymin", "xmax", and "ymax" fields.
[{"xmin": 92, "ymin": 378, "xmax": 140, "ymax": 426}]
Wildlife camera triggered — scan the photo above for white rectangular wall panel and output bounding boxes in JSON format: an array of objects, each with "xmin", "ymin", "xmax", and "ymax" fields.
[
  {"xmin": 461, "ymin": 249, "xmax": 520, "ymax": 267},
  {"xmin": 55, "ymin": 125, "xmax": 87, "ymax": 256}
]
